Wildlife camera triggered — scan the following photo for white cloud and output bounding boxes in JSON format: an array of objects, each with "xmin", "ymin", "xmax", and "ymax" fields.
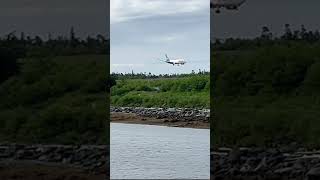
[{"xmin": 111, "ymin": 0, "xmax": 208, "ymax": 24}]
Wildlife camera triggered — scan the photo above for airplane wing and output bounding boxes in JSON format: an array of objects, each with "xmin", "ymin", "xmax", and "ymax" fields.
[{"xmin": 157, "ymin": 58, "xmax": 167, "ymax": 63}]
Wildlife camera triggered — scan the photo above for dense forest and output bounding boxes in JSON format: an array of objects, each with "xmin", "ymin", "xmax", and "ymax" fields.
[
  {"xmin": 0, "ymin": 28, "xmax": 109, "ymax": 144},
  {"xmin": 212, "ymin": 24, "xmax": 320, "ymax": 149}
]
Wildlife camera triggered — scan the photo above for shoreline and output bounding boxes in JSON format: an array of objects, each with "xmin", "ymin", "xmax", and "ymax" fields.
[
  {"xmin": 211, "ymin": 147, "xmax": 320, "ymax": 179},
  {"xmin": 0, "ymin": 144, "xmax": 108, "ymax": 180},
  {"xmin": 111, "ymin": 112, "xmax": 210, "ymax": 129},
  {"xmin": 0, "ymin": 160, "xmax": 106, "ymax": 180}
]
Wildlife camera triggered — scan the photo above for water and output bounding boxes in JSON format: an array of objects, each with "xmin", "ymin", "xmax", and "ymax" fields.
[{"xmin": 111, "ymin": 123, "xmax": 210, "ymax": 179}]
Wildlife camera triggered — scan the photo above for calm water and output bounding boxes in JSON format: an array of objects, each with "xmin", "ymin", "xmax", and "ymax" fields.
[{"xmin": 110, "ymin": 123, "xmax": 210, "ymax": 179}]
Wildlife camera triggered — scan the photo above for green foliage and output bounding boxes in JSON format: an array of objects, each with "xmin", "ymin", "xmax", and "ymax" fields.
[
  {"xmin": 212, "ymin": 39, "xmax": 320, "ymax": 149},
  {"xmin": 212, "ymin": 96, "xmax": 320, "ymax": 148},
  {"xmin": 0, "ymin": 47, "xmax": 23, "ymax": 83},
  {"xmin": 111, "ymin": 75, "xmax": 209, "ymax": 108},
  {"xmin": 212, "ymin": 43, "xmax": 320, "ymax": 96},
  {"xmin": 0, "ymin": 55, "xmax": 108, "ymax": 144},
  {"xmin": 303, "ymin": 62, "xmax": 320, "ymax": 94}
]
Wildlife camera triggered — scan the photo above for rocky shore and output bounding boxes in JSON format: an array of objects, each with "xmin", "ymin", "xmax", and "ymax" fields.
[
  {"xmin": 111, "ymin": 107, "xmax": 210, "ymax": 128},
  {"xmin": 211, "ymin": 147, "xmax": 320, "ymax": 180},
  {"xmin": 111, "ymin": 107, "xmax": 210, "ymax": 121},
  {"xmin": 0, "ymin": 144, "xmax": 108, "ymax": 179}
]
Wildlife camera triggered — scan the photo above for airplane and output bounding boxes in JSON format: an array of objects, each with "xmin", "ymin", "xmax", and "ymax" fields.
[
  {"xmin": 160, "ymin": 54, "xmax": 186, "ymax": 66},
  {"xmin": 211, "ymin": 0, "xmax": 246, "ymax": 13}
]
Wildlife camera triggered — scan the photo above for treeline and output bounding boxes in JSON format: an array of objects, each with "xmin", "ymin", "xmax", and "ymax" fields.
[
  {"xmin": 111, "ymin": 69, "xmax": 209, "ymax": 80},
  {"xmin": 212, "ymin": 24, "xmax": 320, "ymax": 51},
  {"xmin": 0, "ymin": 27, "xmax": 109, "ymax": 57},
  {"xmin": 0, "ymin": 28, "xmax": 110, "ymax": 86}
]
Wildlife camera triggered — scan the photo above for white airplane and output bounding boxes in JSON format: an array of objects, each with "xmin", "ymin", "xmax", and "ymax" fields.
[
  {"xmin": 211, "ymin": 0, "xmax": 246, "ymax": 13},
  {"xmin": 160, "ymin": 54, "xmax": 186, "ymax": 66}
]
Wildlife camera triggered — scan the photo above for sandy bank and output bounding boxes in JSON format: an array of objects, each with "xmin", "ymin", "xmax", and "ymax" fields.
[{"xmin": 111, "ymin": 112, "xmax": 209, "ymax": 129}]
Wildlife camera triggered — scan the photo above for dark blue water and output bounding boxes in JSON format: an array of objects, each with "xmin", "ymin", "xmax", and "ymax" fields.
[{"xmin": 111, "ymin": 123, "xmax": 210, "ymax": 179}]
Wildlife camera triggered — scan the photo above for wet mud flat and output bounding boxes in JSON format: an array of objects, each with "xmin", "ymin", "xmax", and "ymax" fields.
[
  {"xmin": 111, "ymin": 107, "xmax": 210, "ymax": 129},
  {"xmin": 0, "ymin": 144, "xmax": 108, "ymax": 180},
  {"xmin": 211, "ymin": 147, "xmax": 320, "ymax": 180}
]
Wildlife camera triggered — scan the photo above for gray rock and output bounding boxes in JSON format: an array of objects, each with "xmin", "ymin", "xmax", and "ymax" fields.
[
  {"xmin": 307, "ymin": 167, "xmax": 320, "ymax": 180},
  {"xmin": 254, "ymin": 157, "xmax": 267, "ymax": 172},
  {"xmin": 240, "ymin": 163, "xmax": 252, "ymax": 173},
  {"xmin": 274, "ymin": 167, "xmax": 293, "ymax": 174},
  {"xmin": 111, "ymin": 106, "xmax": 210, "ymax": 122},
  {"xmin": 228, "ymin": 148, "xmax": 241, "ymax": 163}
]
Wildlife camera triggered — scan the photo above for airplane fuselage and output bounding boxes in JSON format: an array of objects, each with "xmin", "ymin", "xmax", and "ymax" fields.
[
  {"xmin": 166, "ymin": 59, "xmax": 186, "ymax": 66},
  {"xmin": 164, "ymin": 54, "xmax": 186, "ymax": 66}
]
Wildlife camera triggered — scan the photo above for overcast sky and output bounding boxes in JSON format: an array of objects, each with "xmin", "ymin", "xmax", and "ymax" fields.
[
  {"xmin": 212, "ymin": 0, "xmax": 320, "ymax": 39},
  {"xmin": 2, "ymin": 0, "xmax": 320, "ymax": 39},
  {"xmin": 111, "ymin": 0, "xmax": 210, "ymax": 74},
  {"xmin": 0, "ymin": 0, "xmax": 109, "ymax": 38},
  {"xmin": 2, "ymin": 0, "xmax": 320, "ymax": 72}
]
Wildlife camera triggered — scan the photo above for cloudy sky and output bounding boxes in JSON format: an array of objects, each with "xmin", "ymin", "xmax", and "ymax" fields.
[
  {"xmin": 0, "ymin": 0, "xmax": 109, "ymax": 38},
  {"xmin": 2, "ymin": 0, "xmax": 320, "ymax": 40},
  {"xmin": 212, "ymin": 0, "xmax": 320, "ymax": 39},
  {"xmin": 2, "ymin": 0, "xmax": 320, "ymax": 70},
  {"xmin": 110, "ymin": 0, "xmax": 210, "ymax": 74}
]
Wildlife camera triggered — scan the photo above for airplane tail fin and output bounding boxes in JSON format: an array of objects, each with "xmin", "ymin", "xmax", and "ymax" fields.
[{"xmin": 165, "ymin": 54, "xmax": 169, "ymax": 61}]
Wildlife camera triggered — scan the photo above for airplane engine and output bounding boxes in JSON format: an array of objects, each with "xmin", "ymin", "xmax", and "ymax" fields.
[{"xmin": 226, "ymin": 6, "xmax": 238, "ymax": 10}]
